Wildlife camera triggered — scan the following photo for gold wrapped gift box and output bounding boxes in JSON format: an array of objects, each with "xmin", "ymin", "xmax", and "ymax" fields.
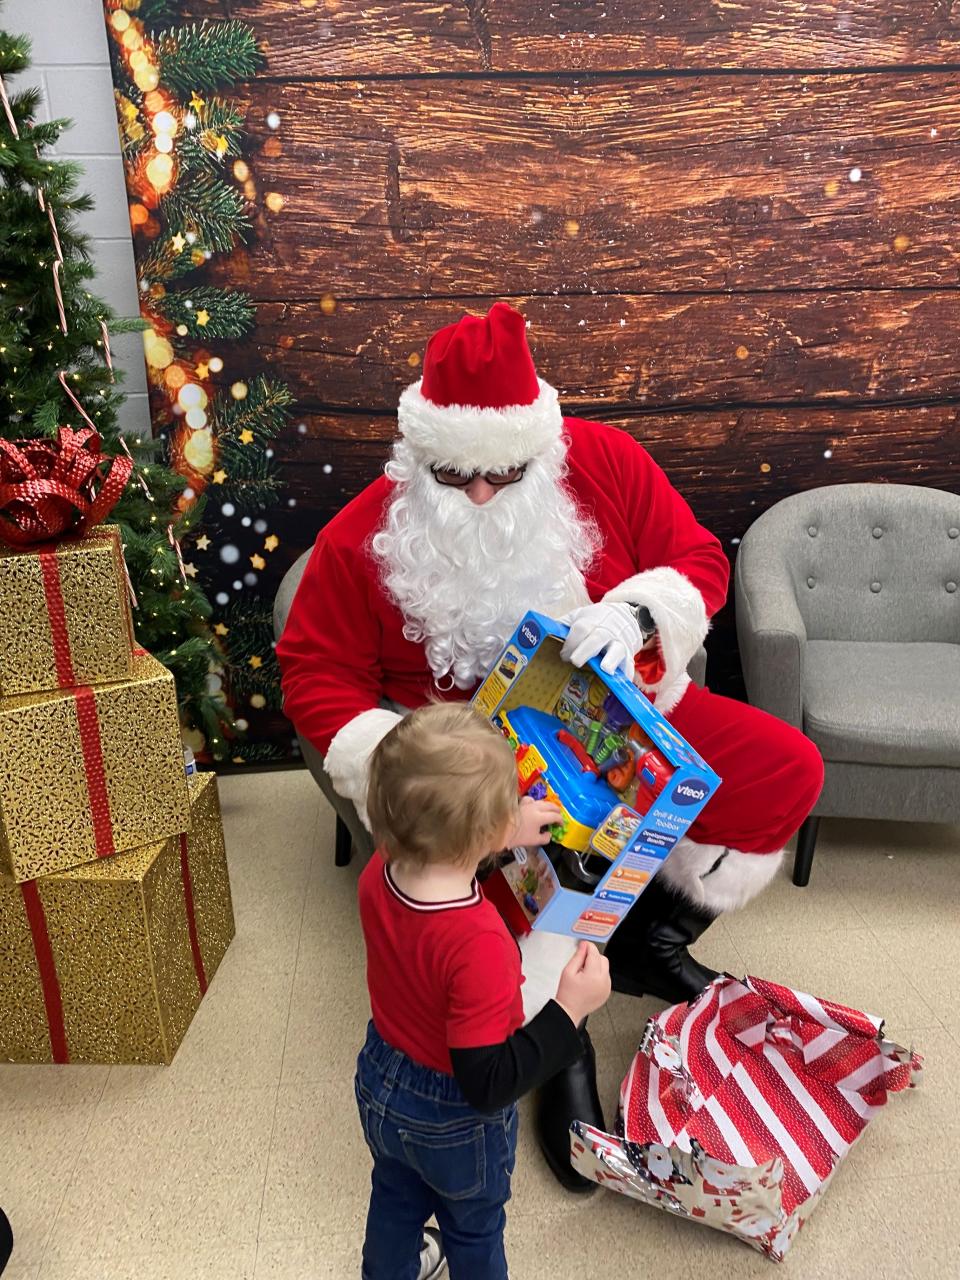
[
  {"xmin": 0, "ymin": 772, "xmax": 234, "ymax": 1065},
  {"xmin": 0, "ymin": 525, "xmax": 136, "ymax": 697},
  {"xmin": 0, "ymin": 649, "xmax": 190, "ymax": 882}
]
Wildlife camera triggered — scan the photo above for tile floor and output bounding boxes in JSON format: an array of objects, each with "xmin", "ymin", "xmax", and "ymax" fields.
[{"xmin": 2, "ymin": 769, "xmax": 958, "ymax": 1279}]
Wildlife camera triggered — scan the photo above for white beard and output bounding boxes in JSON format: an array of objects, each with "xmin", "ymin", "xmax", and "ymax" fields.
[{"xmin": 371, "ymin": 438, "xmax": 600, "ymax": 688}]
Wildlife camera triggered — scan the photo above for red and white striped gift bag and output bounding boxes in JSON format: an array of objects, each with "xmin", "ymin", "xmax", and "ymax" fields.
[{"xmin": 570, "ymin": 975, "xmax": 922, "ymax": 1262}]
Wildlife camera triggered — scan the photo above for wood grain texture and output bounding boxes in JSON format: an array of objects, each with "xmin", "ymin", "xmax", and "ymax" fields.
[
  {"xmin": 205, "ymin": 73, "xmax": 960, "ymax": 298},
  {"xmin": 208, "ymin": 291, "xmax": 960, "ymax": 412},
  {"xmin": 137, "ymin": 5, "xmax": 960, "ymax": 732},
  {"xmin": 272, "ymin": 404, "xmax": 960, "ymax": 548},
  {"xmin": 194, "ymin": 2, "xmax": 960, "ymax": 76}
]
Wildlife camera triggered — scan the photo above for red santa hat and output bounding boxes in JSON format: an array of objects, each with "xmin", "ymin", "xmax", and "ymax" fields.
[{"xmin": 397, "ymin": 302, "xmax": 563, "ymax": 472}]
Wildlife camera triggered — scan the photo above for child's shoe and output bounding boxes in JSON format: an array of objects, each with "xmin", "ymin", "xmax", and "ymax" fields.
[{"xmin": 417, "ymin": 1227, "xmax": 447, "ymax": 1278}]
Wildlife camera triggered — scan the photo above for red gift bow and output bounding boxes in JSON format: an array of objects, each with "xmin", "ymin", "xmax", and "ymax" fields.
[{"xmin": 0, "ymin": 426, "xmax": 132, "ymax": 548}]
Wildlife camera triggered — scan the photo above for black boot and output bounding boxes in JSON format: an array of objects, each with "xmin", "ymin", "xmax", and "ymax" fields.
[
  {"xmin": 535, "ymin": 1022, "xmax": 605, "ymax": 1194},
  {"xmin": 604, "ymin": 874, "xmax": 720, "ymax": 1005}
]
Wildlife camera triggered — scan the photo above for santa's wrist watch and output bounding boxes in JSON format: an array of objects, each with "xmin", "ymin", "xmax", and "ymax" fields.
[{"xmin": 626, "ymin": 602, "xmax": 656, "ymax": 644}]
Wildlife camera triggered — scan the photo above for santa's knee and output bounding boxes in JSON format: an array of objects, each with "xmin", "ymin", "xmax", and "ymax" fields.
[
  {"xmin": 791, "ymin": 727, "xmax": 825, "ymax": 816},
  {"xmin": 763, "ymin": 720, "xmax": 825, "ymax": 839}
]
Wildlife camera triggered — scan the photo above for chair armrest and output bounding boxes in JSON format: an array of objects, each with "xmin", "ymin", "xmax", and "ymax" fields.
[{"xmin": 734, "ymin": 561, "xmax": 807, "ymax": 729}]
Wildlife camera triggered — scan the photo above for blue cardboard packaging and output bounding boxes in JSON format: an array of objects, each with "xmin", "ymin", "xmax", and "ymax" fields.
[{"xmin": 473, "ymin": 611, "xmax": 720, "ymax": 942}]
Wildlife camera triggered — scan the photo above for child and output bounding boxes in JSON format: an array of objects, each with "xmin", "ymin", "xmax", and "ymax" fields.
[{"xmin": 356, "ymin": 702, "xmax": 611, "ymax": 1280}]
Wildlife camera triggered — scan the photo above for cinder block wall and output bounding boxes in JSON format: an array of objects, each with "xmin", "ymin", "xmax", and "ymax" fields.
[{"xmin": 6, "ymin": 0, "xmax": 150, "ymax": 435}]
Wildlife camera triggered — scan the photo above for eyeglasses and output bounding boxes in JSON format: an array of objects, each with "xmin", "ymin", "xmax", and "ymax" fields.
[{"xmin": 431, "ymin": 464, "xmax": 528, "ymax": 488}]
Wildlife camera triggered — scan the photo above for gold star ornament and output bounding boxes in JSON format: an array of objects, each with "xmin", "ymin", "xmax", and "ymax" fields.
[
  {"xmin": 171, "ymin": 232, "xmax": 186, "ymax": 253},
  {"xmin": 214, "ymin": 622, "xmax": 229, "ymax": 636},
  {"xmin": 249, "ymin": 655, "xmax": 263, "ymax": 669},
  {"xmin": 195, "ymin": 362, "xmax": 209, "ymax": 379},
  {"xmin": 239, "ymin": 428, "xmax": 254, "ymax": 444},
  {"xmin": 264, "ymin": 534, "xmax": 279, "ymax": 552},
  {"xmin": 212, "ymin": 469, "xmax": 227, "ymax": 484},
  {"xmin": 183, "ymin": 561, "xmax": 198, "ymax": 578},
  {"xmin": 195, "ymin": 534, "xmax": 210, "ymax": 551},
  {"xmin": 250, "ymin": 553, "xmax": 266, "ymax": 570},
  {"xmin": 196, "ymin": 309, "xmax": 210, "ymax": 327}
]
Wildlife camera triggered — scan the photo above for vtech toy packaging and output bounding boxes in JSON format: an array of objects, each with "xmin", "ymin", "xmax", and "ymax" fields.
[{"xmin": 473, "ymin": 611, "xmax": 720, "ymax": 942}]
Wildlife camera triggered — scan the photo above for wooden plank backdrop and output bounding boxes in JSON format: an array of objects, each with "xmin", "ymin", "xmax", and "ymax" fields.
[{"xmin": 152, "ymin": 3, "xmax": 960, "ymax": 746}]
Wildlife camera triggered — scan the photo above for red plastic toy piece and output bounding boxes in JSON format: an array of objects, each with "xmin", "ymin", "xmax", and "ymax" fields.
[
  {"xmin": 519, "ymin": 767, "xmax": 543, "ymax": 798},
  {"xmin": 556, "ymin": 729, "xmax": 600, "ymax": 775}
]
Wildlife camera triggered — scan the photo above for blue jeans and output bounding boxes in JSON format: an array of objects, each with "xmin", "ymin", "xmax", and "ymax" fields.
[{"xmin": 355, "ymin": 1023, "xmax": 519, "ymax": 1280}]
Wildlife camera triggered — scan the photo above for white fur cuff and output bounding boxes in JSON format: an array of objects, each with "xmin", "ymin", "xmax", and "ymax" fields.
[
  {"xmin": 604, "ymin": 567, "xmax": 709, "ymax": 696},
  {"xmin": 397, "ymin": 378, "xmax": 563, "ymax": 471},
  {"xmin": 658, "ymin": 837, "xmax": 784, "ymax": 915},
  {"xmin": 323, "ymin": 708, "xmax": 403, "ymax": 830}
]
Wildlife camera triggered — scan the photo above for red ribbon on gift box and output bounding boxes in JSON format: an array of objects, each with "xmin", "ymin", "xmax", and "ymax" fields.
[
  {"xmin": 73, "ymin": 685, "xmax": 117, "ymax": 860},
  {"xmin": 0, "ymin": 426, "xmax": 131, "ymax": 549},
  {"xmin": 31, "ymin": 529, "xmax": 138, "ymax": 692},
  {"xmin": 20, "ymin": 816, "xmax": 210, "ymax": 1064},
  {"xmin": 20, "ymin": 880, "xmax": 70, "ymax": 1064}
]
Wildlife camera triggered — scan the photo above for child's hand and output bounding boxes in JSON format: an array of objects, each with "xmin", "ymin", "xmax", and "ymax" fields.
[
  {"xmin": 555, "ymin": 941, "xmax": 611, "ymax": 1025},
  {"xmin": 509, "ymin": 796, "xmax": 564, "ymax": 848}
]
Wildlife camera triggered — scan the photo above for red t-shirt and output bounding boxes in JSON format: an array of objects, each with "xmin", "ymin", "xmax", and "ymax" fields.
[{"xmin": 358, "ymin": 852, "xmax": 525, "ymax": 1074}]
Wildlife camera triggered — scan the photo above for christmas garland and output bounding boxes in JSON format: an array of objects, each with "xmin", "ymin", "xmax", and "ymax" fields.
[{"xmin": 103, "ymin": 0, "xmax": 294, "ymax": 764}]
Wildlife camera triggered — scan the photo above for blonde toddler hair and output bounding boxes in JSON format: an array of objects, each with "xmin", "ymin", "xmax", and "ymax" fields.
[{"xmin": 367, "ymin": 702, "xmax": 519, "ymax": 867}]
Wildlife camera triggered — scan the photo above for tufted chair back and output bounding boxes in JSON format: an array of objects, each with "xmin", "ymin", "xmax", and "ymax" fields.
[{"xmin": 741, "ymin": 483, "xmax": 960, "ymax": 643}]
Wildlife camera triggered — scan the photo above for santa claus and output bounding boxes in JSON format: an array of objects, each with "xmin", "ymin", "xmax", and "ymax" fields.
[{"xmin": 277, "ymin": 301, "xmax": 823, "ymax": 1194}]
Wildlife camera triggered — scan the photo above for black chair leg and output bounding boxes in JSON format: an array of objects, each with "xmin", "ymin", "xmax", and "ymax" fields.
[
  {"xmin": 792, "ymin": 816, "xmax": 820, "ymax": 887},
  {"xmin": 334, "ymin": 815, "xmax": 353, "ymax": 867}
]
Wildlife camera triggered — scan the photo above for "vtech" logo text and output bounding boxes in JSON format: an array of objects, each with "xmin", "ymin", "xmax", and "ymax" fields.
[
  {"xmin": 671, "ymin": 779, "xmax": 708, "ymax": 806},
  {"xmin": 518, "ymin": 619, "xmax": 541, "ymax": 649}
]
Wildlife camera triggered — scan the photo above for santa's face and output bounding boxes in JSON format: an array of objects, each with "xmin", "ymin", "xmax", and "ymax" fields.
[
  {"xmin": 371, "ymin": 439, "xmax": 599, "ymax": 688},
  {"xmin": 428, "ymin": 462, "xmax": 528, "ymax": 508}
]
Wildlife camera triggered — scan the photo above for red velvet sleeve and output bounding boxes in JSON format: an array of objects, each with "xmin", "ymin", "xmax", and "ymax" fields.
[{"xmin": 275, "ymin": 531, "xmax": 384, "ymax": 757}]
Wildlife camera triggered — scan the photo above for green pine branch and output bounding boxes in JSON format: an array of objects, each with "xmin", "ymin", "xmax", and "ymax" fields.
[
  {"xmin": 0, "ymin": 32, "xmax": 30, "ymax": 76},
  {"xmin": 213, "ymin": 375, "xmax": 293, "ymax": 444},
  {"xmin": 136, "ymin": 235, "xmax": 207, "ymax": 285},
  {"xmin": 155, "ymin": 22, "xmax": 262, "ymax": 94},
  {"xmin": 227, "ymin": 742, "xmax": 286, "ymax": 765},
  {"xmin": 219, "ymin": 455, "xmax": 283, "ymax": 516},
  {"xmin": 151, "ymin": 285, "xmax": 255, "ymax": 339},
  {"xmin": 138, "ymin": 0, "xmax": 177, "ymax": 24},
  {"xmin": 159, "ymin": 170, "xmax": 250, "ymax": 253},
  {"xmin": 179, "ymin": 96, "xmax": 245, "ymax": 171}
]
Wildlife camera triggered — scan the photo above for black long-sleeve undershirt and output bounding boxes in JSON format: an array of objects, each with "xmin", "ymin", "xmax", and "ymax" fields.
[{"xmin": 449, "ymin": 999, "xmax": 583, "ymax": 1113}]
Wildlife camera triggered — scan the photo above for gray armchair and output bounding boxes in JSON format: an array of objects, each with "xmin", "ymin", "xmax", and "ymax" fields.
[
  {"xmin": 735, "ymin": 483, "xmax": 960, "ymax": 886},
  {"xmin": 274, "ymin": 550, "xmax": 707, "ymax": 867}
]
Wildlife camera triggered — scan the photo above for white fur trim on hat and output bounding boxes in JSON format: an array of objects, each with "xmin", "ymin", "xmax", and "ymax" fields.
[
  {"xmin": 657, "ymin": 837, "xmax": 784, "ymax": 915},
  {"xmin": 397, "ymin": 377, "xmax": 563, "ymax": 472},
  {"xmin": 604, "ymin": 567, "xmax": 709, "ymax": 697},
  {"xmin": 323, "ymin": 707, "xmax": 403, "ymax": 830}
]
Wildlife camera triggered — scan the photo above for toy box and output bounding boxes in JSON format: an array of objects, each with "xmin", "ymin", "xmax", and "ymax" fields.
[{"xmin": 473, "ymin": 611, "xmax": 720, "ymax": 942}]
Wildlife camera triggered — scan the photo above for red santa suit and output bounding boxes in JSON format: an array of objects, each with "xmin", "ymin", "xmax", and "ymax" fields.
[
  {"xmin": 278, "ymin": 301, "xmax": 824, "ymax": 1194},
  {"xmin": 278, "ymin": 416, "xmax": 822, "ymax": 917}
]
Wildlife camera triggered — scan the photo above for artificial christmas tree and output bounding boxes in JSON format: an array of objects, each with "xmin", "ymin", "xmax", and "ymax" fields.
[
  {"xmin": 0, "ymin": 10, "xmax": 236, "ymax": 1062},
  {"xmin": 0, "ymin": 11, "xmax": 233, "ymax": 756}
]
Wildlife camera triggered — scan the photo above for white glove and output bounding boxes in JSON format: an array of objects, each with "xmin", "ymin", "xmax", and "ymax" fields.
[{"xmin": 560, "ymin": 602, "xmax": 643, "ymax": 682}]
